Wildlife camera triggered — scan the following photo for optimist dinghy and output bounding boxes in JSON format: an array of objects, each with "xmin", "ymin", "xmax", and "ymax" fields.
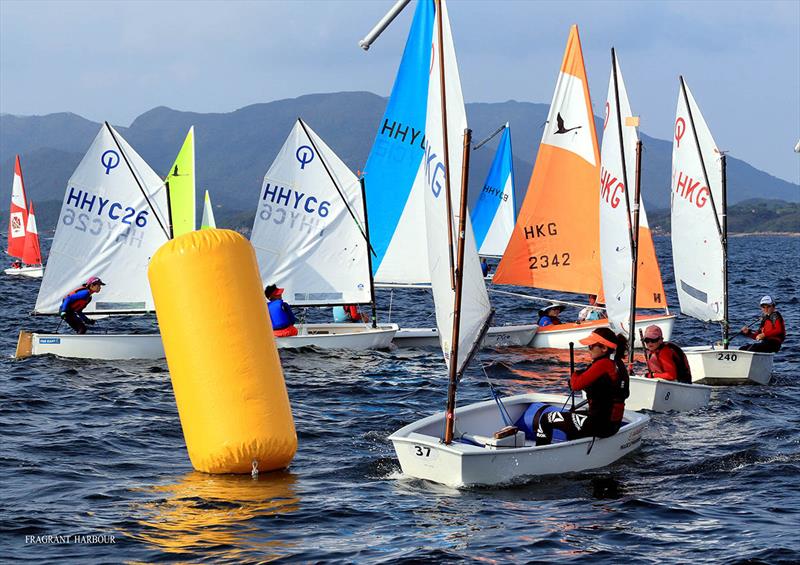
[
  {"xmin": 669, "ymin": 78, "xmax": 773, "ymax": 385},
  {"xmin": 249, "ymin": 119, "xmax": 397, "ymax": 350},
  {"xmin": 360, "ymin": 0, "xmax": 536, "ymax": 348},
  {"xmin": 5, "ymin": 156, "xmax": 44, "ymax": 278},
  {"xmin": 491, "ymin": 28, "xmax": 675, "ymax": 349},
  {"xmin": 368, "ymin": 7, "xmax": 646, "ymax": 486},
  {"xmin": 597, "ymin": 50, "xmax": 710, "ymax": 413}
]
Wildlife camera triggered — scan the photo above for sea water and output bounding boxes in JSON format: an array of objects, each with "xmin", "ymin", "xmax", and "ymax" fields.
[{"xmin": 1, "ymin": 235, "xmax": 798, "ymax": 563}]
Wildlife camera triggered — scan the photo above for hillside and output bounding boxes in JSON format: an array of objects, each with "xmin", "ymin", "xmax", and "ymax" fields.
[
  {"xmin": 2, "ymin": 92, "xmax": 797, "ymax": 222},
  {"xmin": 648, "ymin": 199, "xmax": 800, "ymax": 234}
]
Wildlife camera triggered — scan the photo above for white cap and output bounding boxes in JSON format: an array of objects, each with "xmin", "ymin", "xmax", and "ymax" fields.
[{"xmin": 759, "ymin": 295, "xmax": 775, "ymax": 306}]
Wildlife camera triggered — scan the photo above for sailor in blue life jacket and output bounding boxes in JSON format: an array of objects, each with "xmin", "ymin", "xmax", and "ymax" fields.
[
  {"xmin": 59, "ymin": 276, "xmax": 105, "ymax": 334},
  {"xmin": 537, "ymin": 303, "xmax": 565, "ymax": 327},
  {"xmin": 577, "ymin": 294, "xmax": 606, "ymax": 323},
  {"xmin": 480, "ymin": 257, "xmax": 491, "ymax": 278},
  {"xmin": 265, "ymin": 284, "xmax": 298, "ymax": 337},
  {"xmin": 333, "ymin": 304, "xmax": 368, "ymax": 323}
]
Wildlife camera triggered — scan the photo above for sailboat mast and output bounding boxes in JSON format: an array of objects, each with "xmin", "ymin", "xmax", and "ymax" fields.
[
  {"xmin": 164, "ymin": 180, "xmax": 175, "ymax": 240},
  {"xmin": 679, "ymin": 76, "xmax": 727, "ymax": 344},
  {"xmin": 444, "ymin": 128, "xmax": 472, "ymax": 445},
  {"xmin": 359, "ymin": 177, "xmax": 378, "ymax": 328},
  {"xmin": 721, "ymin": 153, "xmax": 729, "ymax": 347},
  {"xmin": 435, "ymin": 0, "xmax": 456, "ymax": 290},
  {"xmin": 611, "ymin": 49, "xmax": 636, "ymax": 355},
  {"xmin": 629, "ymin": 141, "xmax": 644, "ymax": 363}
]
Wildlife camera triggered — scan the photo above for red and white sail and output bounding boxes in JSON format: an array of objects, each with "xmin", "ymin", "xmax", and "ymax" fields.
[
  {"xmin": 7, "ymin": 155, "xmax": 29, "ymax": 258},
  {"xmin": 21, "ymin": 201, "xmax": 42, "ymax": 266}
]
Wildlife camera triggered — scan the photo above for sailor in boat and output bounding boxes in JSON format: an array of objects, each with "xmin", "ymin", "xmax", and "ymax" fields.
[
  {"xmin": 480, "ymin": 257, "xmax": 491, "ymax": 278},
  {"xmin": 537, "ymin": 303, "xmax": 565, "ymax": 327},
  {"xmin": 518, "ymin": 328, "xmax": 629, "ymax": 446},
  {"xmin": 641, "ymin": 325, "xmax": 692, "ymax": 383},
  {"xmin": 576, "ymin": 294, "xmax": 606, "ymax": 323},
  {"xmin": 58, "ymin": 276, "xmax": 105, "ymax": 334},
  {"xmin": 265, "ymin": 284, "xmax": 298, "ymax": 337},
  {"xmin": 739, "ymin": 296, "xmax": 786, "ymax": 353},
  {"xmin": 10, "ymin": 260, "xmax": 22, "ymax": 270},
  {"xmin": 333, "ymin": 305, "xmax": 368, "ymax": 324}
]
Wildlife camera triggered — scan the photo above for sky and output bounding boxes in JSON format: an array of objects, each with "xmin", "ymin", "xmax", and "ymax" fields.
[{"xmin": 1, "ymin": 0, "xmax": 798, "ymax": 184}]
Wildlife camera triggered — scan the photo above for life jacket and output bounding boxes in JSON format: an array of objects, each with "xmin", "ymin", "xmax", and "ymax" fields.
[
  {"xmin": 268, "ymin": 299, "xmax": 294, "ymax": 331},
  {"xmin": 761, "ymin": 312, "xmax": 786, "ymax": 344},
  {"xmin": 61, "ymin": 286, "xmax": 92, "ymax": 313},
  {"xmin": 584, "ymin": 356, "xmax": 628, "ymax": 425},
  {"xmin": 664, "ymin": 342, "xmax": 692, "ymax": 384},
  {"xmin": 332, "ymin": 306, "xmax": 349, "ymax": 323},
  {"xmin": 538, "ymin": 315, "xmax": 562, "ymax": 327},
  {"xmin": 515, "ymin": 402, "xmax": 569, "ymax": 443}
]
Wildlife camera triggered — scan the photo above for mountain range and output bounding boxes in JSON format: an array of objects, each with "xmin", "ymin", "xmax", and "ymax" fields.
[{"xmin": 1, "ymin": 91, "xmax": 798, "ymax": 229}]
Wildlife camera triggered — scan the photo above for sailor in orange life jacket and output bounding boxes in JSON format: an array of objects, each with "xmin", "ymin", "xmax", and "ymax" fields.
[
  {"xmin": 642, "ymin": 324, "xmax": 692, "ymax": 383},
  {"xmin": 58, "ymin": 276, "xmax": 105, "ymax": 334},
  {"xmin": 265, "ymin": 284, "xmax": 298, "ymax": 337},
  {"xmin": 740, "ymin": 295, "xmax": 786, "ymax": 353},
  {"xmin": 532, "ymin": 328, "xmax": 629, "ymax": 445}
]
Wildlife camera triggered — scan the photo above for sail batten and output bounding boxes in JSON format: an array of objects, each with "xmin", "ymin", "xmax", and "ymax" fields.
[{"xmin": 250, "ymin": 119, "xmax": 372, "ymax": 307}]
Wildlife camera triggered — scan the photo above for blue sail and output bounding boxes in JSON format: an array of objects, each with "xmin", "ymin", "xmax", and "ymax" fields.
[
  {"xmin": 470, "ymin": 125, "xmax": 516, "ymax": 257},
  {"xmin": 362, "ymin": 0, "xmax": 435, "ymax": 283}
]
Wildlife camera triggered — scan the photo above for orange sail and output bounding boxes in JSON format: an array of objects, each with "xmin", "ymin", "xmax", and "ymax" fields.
[
  {"xmin": 21, "ymin": 201, "xmax": 42, "ymax": 266},
  {"xmin": 494, "ymin": 25, "xmax": 667, "ymax": 309},
  {"xmin": 494, "ymin": 25, "xmax": 602, "ymax": 295}
]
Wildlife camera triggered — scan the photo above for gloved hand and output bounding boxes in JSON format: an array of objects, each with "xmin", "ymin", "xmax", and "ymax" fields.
[{"xmin": 59, "ymin": 311, "xmax": 66, "ymax": 319}]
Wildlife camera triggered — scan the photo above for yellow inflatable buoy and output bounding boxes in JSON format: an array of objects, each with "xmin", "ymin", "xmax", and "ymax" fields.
[{"xmin": 148, "ymin": 229, "xmax": 297, "ymax": 474}]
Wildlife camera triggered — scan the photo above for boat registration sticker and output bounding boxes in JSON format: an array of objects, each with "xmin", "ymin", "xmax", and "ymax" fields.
[
  {"xmin": 717, "ymin": 352, "xmax": 738, "ymax": 362},
  {"xmin": 411, "ymin": 444, "xmax": 437, "ymax": 460},
  {"xmin": 40, "ymin": 337, "xmax": 61, "ymax": 344}
]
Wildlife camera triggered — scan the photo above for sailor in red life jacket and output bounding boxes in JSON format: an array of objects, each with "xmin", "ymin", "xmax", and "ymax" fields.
[
  {"xmin": 642, "ymin": 324, "xmax": 692, "ymax": 383},
  {"xmin": 531, "ymin": 328, "xmax": 629, "ymax": 445},
  {"xmin": 333, "ymin": 304, "xmax": 369, "ymax": 324},
  {"xmin": 265, "ymin": 284, "xmax": 298, "ymax": 337},
  {"xmin": 59, "ymin": 276, "xmax": 105, "ymax": 334},
  {"xmin": 740, "ymin": 295, "xmax": 786, "ymax": 353}
]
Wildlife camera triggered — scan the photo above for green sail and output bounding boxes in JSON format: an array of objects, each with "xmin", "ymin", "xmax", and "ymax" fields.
[
  {"xmin": 200, "ymin": 190, "xmax": 217, "ymax": 229},
  {"xmin": 166, "ymin": 127, "xmax": 196, "ymax": 237}
]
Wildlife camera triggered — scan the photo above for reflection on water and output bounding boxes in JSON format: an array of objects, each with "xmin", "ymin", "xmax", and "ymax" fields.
[{"xmin": 129, "ymin": 471, "xmax": 299, "ymax": 561}]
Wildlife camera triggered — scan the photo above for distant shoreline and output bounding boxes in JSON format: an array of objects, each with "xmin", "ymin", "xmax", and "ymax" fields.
[{"xmin": 654, "ymin": 231, "xmax": 799, "ymax": 237}]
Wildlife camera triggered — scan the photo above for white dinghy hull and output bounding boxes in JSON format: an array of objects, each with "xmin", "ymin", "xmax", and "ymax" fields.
[
  {"xmin": 531, "ymin": 314, "xmax": 675, "ymax": 349},
  {"xmin": 393, "ymin": 324, "xmax": 537, "ymax": 348},
  {"xmin": 4, "ymin": 265, "xmax": 43, "ymax": 278},
  {"xmin": 389, "ymin": 392, "xmax": 648, "ymax": 487},
  {"xmin": 16, "ymin": 323, "xmax": 398, "ymax": 359},
  {"xmin": 684, "ymin": 346, "xmax": 773, "ymax": 385},
  {"xmin": 627, "ymin": 376, "xmax": 711, "ymax": 412}
]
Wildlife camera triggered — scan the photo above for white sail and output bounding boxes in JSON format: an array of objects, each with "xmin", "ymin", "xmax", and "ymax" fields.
[
  {"xmin": 200, "ymin": 190, "xmax": 217, "ymax": 229},
  {"xmin": 35, "ymin": 123, "xmax": 170, "ymax": 314},
  {"xmin": 671, "ymin": 79, "xmax": 725, "ymax": 322},
  {"xmin": 599, "ymin": 53, "xmax": 638, "ymax": 335},
  {"xmin": 424, "ymin": 0, "xmax": 491, "ymax": 373},
  {"xmin": 250, "ymin": 119, "xmax": 372, "ymax": 306}
]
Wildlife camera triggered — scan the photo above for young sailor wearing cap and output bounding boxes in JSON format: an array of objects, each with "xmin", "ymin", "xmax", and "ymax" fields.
[
  {"xmin": 642, "ymin": 325, "xmax": 692, "ymax": 383},
  {"xmin": 740, "ymin": 296, "xmax": 785, "ymax": 353},
  {"xmin": 537, "ymin": 303, "xmax": 566, "ymax": 327},
  {"xmin": 531, "ymin": 328, "xmax": 629, "ymax": 445},
  {"xmin": 265, "ymin": 283, "xmax": 298, "ymax": 337},
  {"xmin": 58, "ymin": 276, "xmax": 106, "ymax": 334}
]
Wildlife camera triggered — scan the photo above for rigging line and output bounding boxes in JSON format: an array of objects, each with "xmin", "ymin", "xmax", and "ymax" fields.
[
  {"xmin": 487, "ymin": 288, "xmax": 602, "ymax": 310},
  {"xmin": 296, "ymin": 118, "xmax": 373, "ymax": 253},
  {"xmin": 104, "ymin": 122, "xmax": 170, "ymax": 240},
  {"xmin": 472, "ymin": 122, "xmax": 507, "ymax": 150}
]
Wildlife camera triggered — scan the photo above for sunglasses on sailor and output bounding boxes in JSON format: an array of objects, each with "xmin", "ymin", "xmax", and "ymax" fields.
[
  {"xmin": 587, "ymin": 343, "xmax": 604, "ymax": 349},
  {"xmin": 643, "ymin": 337, "xmax": 661, "ymax": 344}
]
